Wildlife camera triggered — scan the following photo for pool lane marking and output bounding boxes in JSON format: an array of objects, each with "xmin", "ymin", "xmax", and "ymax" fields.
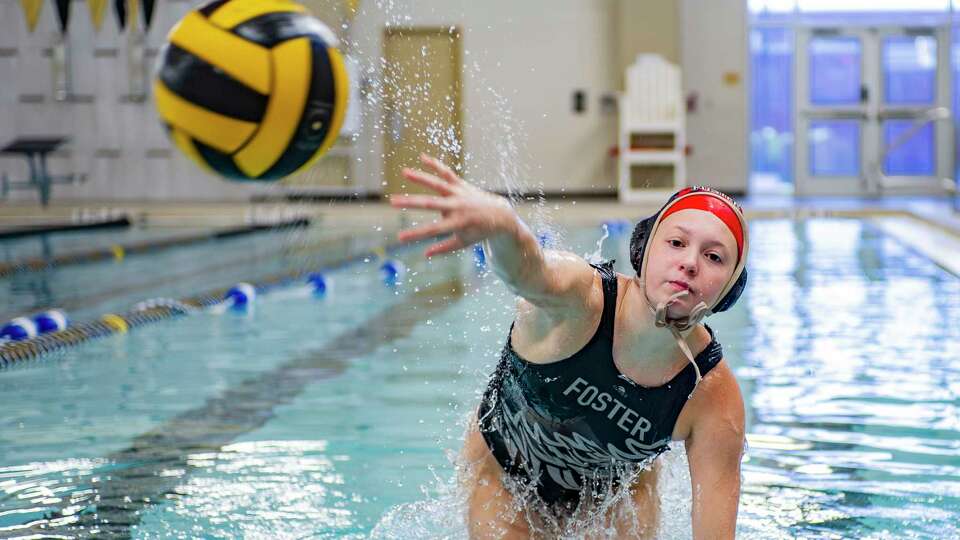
[
  {"xmin": 0, "ymin": 219, "xmax": 310, "ymax": 278},
  {"xmin": 11, "ymin": 276, "xmax": 467, "ymax": 536}
]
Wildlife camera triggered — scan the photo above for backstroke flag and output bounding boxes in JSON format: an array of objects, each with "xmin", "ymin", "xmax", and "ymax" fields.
[
  {"xmin": 54, "ymin": 0, "xmax": 70, "ymax": 33},
  {"xmin": 141, "ymin": 0, "xmax": 155, "ymax": 31},
  {"xmin": 113, "ymin": 0, "xmax": 125, "ymax": 30},
  {"xmin": 87, "ymin": 0, "xmax": 108, "ymax": 32},
  {"xmin": 19, "ymin": 0, "xmax": 43, "ymax": 32}
]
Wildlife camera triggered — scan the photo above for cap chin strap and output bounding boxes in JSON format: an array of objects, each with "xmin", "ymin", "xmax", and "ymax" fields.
[{"xmin": 649, "ymin": 289, "xmax": 712, "ymax": 396}]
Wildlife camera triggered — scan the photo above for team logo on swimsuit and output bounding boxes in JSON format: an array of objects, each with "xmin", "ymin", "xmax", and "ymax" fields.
[{"xmin": 494, "ymin": 395, "xmax": 670, "ymax": 493}]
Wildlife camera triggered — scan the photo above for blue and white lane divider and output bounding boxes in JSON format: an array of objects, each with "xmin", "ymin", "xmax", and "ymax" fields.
[
  {"xmin": 307, "ymin": 272, "xmax": 329, "ymax": 296},
  {"xmin": 34, "ymin": 310, "xmax": 69, "ymax": 334},
  {"xmin": 224, "ymin": 283, "xmax": 257, "ymax": 310},
  {"xmin": 473, "ymin": 243, "xmax": 486, "ymax": 269},
  {"xmin": 0, "ymin": 317, "xmax": 38, "ymax": 342},
  {"xmin": 379, "ymin": 259, "xmax": 406, "ymax": 286},
  {"xmin": 0, "ymin": 231, "xmax": 457, "ymax": 365},
  {"xmin": 140, "ymin": 251, "xmax": 402, "ymax": 319},
  {"xmin": 0, "ymin": 309, "xmax": 71, "ymax": 343}
]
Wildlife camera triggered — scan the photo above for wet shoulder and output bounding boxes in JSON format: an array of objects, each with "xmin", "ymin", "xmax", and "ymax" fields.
[{"xmin": 673, "ymin": 359, "xmax": 743, "ymax": 442}]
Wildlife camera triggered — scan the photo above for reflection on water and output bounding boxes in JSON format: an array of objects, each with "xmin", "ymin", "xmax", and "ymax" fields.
[{"xmin": 736, "ymin": 218, "xmax": 960, "ymax": 539}]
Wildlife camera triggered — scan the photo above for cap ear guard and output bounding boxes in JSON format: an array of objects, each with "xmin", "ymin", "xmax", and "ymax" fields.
[
  {"xmin": 629, "ymin": 215, "xmax": 656, "ymax": 275},
  {"xmin": 712, "ymin": 267, "xmax": 747, "ymax": 313}
]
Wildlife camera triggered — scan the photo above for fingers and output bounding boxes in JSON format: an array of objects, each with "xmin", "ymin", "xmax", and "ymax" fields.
[
  {"xmin": 402, "ymin": 167, "xmax": 454, "ymax": 195},
  {"xmin": 389, "ymin": 193, "xmax": 455, "ymax": 212},
  {"xmin": 397, "ymin": 218, "xmax": 461, "ymax": 243},
  {"xmin": 425, "ymin": 236, "xmax": 466, "ymax": 257},
  {"xmin": 420, "ymin": 153, "xmax": 463, "ymax": 185}
]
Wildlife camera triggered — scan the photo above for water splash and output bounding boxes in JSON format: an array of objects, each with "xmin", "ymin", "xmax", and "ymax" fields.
[
  {"xmin": 584, "ymin": 224, "xmax": 611, "ymax": 265},
  {"xmin": 369, "ymin": 433, "xmax": 698, "ymax": 539}
]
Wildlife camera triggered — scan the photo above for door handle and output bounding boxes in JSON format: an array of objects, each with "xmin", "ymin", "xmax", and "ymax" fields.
[
  {"xmin": 802, "ymin": 109, "xmax": 868, "ymax": 120},
  {"xmin": 860, "ymin": 85, "xmax": 869, "ymax": 103}
]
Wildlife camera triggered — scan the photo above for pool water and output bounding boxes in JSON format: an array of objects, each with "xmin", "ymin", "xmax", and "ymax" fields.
[
  {"xmin": 0, "ymin": 217, "xmax": 957, "ymax": 539},
  {"xmin": 0, "ymin": 224, "xmax": 383, "ymax": 324}
]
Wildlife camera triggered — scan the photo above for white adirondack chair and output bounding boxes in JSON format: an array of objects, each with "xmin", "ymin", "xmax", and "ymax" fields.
[{"xmin": 618, "ymin": 54, "xmax": 686, "ymax": 203}]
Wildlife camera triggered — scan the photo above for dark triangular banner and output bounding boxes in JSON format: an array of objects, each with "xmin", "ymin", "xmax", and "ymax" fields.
[
  {"xmin": 54, "ymin": 0, "xmax": 70, "ymax": 33},
  {"xmin": 141, "ymin": 0, "xmax": 155, "ymax": 31},
  {"xmin": 114, "ymin": 0, "xmax": 125, "ymax": 30}
]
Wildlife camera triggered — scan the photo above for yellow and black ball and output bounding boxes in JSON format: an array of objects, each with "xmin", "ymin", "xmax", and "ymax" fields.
[{"xmin": 154, "ymin": 0, "xmax": 348, "ymax": 181}]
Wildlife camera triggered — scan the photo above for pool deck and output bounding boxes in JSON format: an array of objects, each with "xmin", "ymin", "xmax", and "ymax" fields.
[{"xmin": 1, "ymin": 194, "xmax": 957, "ymax": 229}]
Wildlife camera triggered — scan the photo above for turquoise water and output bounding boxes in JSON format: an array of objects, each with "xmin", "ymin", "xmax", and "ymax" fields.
[
  {"xmin": 0, "ymin": 217, "xmax": 957, "ymax": 538},
  {"xmin": 0, "ymin": 224, "xmax": 379, "ymax": 323}
]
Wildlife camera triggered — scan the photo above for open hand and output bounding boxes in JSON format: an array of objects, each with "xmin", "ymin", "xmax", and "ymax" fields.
[{"xmin": 389, "ymin": 154, "xmax": 515, "ymax": 257}]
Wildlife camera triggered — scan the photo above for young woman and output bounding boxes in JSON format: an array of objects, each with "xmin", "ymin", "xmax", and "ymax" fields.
[{"xmin": 390, "ymin": 154, "xmax": 748, "ymax": 539}]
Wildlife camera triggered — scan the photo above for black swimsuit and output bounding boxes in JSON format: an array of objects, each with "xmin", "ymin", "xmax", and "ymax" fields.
[{"xmin": 477, "ymin": 260, "xmax": 723, "ymax": 506}]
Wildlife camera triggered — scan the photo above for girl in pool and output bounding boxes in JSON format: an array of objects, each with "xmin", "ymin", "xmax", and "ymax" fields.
[{"xmin": 390, "ymin": 154, "xmax": 748, "ymax": 539}]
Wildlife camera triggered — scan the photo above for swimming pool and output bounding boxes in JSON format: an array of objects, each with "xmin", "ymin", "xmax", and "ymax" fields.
[{"xmin": 0, "ymin": 216, "xmax": 957, "ymax": 538}]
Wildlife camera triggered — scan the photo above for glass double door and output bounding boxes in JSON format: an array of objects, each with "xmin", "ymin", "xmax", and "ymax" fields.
[{"xmin": 795, "ymin": 27, "xmax": 952, "ymax": 196}]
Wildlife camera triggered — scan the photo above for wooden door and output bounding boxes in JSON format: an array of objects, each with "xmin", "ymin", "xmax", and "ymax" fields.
[{"xmin": 382, "ymin": 27, "xmax": 463, "ymax": 195}]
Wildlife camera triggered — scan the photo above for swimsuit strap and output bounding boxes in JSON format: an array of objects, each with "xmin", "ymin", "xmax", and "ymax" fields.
[{"xmin": 589, "ymin": 260, "xmax": 618, "ymax": 340}]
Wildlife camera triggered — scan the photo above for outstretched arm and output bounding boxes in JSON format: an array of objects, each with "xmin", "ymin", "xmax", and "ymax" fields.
[
  {"xmin": 684, "ymin": 373, "xmax": 745, "ymax": 539},
  {"xmin": 389, "ymin": 154, "xmax": 594, "ymax": 309}
]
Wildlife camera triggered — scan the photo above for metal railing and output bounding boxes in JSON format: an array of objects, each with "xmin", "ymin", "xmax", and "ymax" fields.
[
  {"xmin": 872, "ymin": 106, "xmax": 958, "ymax": 212},
  {"xmin": 0, "ymin": 170, "xmax": 86, "ymax": 206}
]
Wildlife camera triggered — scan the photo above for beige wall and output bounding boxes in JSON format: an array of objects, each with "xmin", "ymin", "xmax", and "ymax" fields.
[
  {"xmin": 680, "ymin": 0, "xmax": 749, "ymax": 193},
  {"xmin": 347, "ymin": 0, "xmax": 620, "ymax": 197},
  {"xmin": 616, "ymin": 0, "xmax": 680, "ymax": 77},
  {"xmin": 616, "ymin": 0, "xmax": 749, "ymax": 194}
]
